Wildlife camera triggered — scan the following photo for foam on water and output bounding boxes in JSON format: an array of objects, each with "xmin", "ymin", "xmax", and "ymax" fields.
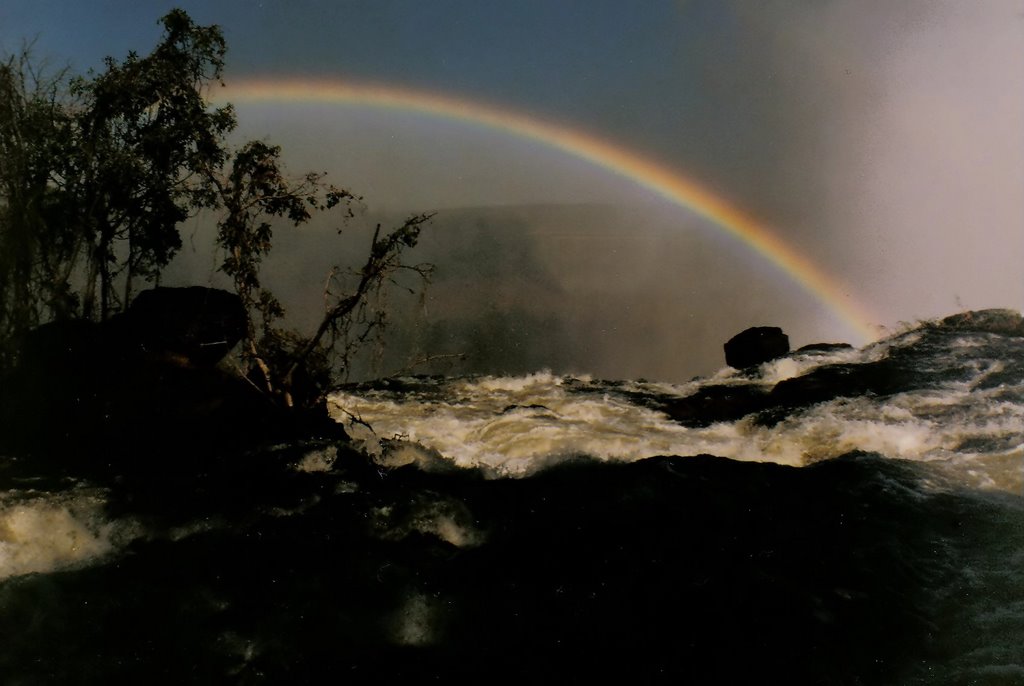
[
  {"xmin": 757, "ymin": 345, "xmax": 864, "ymax": 385},
  {"xmin": 328, "ymin": 327, "xmax": 1024, "ymax": 490},
  {"xmin": 332, "ymin": 374, "xmax": 717, "ymax": 476},
  {"xmin": 0, "ymin": 487, "xmax": 140, "ymax": 580}
]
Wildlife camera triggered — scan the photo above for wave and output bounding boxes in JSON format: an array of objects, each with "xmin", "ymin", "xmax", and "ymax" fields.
[
  {"xmin": 328, "ymin": 313, "xmax": 1024, "ymax": 491},
  {"xmin": 0, "ymin": 487, "xmax": 140, "ymax": 581}
]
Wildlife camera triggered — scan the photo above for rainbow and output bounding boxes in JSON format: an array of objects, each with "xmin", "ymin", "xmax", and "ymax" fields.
[{"xmin": 219, "ymin": 78, "xmax": 878, "ymax": 344}]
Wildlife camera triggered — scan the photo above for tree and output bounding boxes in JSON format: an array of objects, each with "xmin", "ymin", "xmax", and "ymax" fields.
[
  {"xmin": 68, "ymin": 8, "xmax": 236, "ymax": 319},
  {"xmin": 212, "ymin": 139, "xmax": 433, "ymax": 409},
  {"xmin": 0, "ymin": 47, "xmax": 78, "ymax": 365},
  {"xmin": 0, "ymin": 9, "xmax": 433, "ymax": 409},
  {"xmin": 0, "ymin": 9, "xmax": 236, "ymax": 367}
]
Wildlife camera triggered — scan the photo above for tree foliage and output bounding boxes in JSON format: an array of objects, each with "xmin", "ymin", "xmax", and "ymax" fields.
[
  {"xmin": 210, "ymin": 138, "xmax": 432, "ymax": 408},
  {"xmin": 69, "ymin": 8, "xmax": 236, "ymax": 318},
  {"xmin": 0, "ymin": 9, "xmax": 235, "ymax": 353},
  {"xmin": 0, "ymin": 47, "xmax": 75, "ymax": 357},
  {"xmin": 0, "ymin": 9, "xmax": 432, "ymax": 409}
]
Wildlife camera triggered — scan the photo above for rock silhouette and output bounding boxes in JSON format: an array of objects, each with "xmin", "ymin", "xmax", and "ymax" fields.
[{"xmin": 724, "ymin": 326, "xmax": 790, "ymax": 369}]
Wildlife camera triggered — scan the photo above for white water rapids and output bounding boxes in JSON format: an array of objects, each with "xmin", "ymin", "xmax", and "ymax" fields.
[{"xmin": 329, "ymin": 338, "xmax": 1024, "ymax": 491}]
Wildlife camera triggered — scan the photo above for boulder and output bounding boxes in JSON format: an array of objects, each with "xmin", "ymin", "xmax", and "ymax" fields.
[
  {"xmin": 796, "ymin": 342, "xmax": 853, "ymax": 354},
  {"xmin": 18, "ymin": 318, "xmax": 105, "ymax": 372},
  {"xmin": 937, "ymin": 309, "xmax": 1024, "ymax": 337},
  {"xmin": 3, "ymin": 319, "xmax": 108, "ymax": 448},
  {"xmin": 126, "ymin": 287, "xmax": 247, "ymax": 366},
  {"xmin": 662, "ymin": 384, "xmax": 771, "ymax": 427},
  {"xmin": 0, "ymin": 286, "xmax": 325, "ymax": 463},
  {"xmin": 724, "ymin": 326, "xmax": 790, "ymax": 369}
]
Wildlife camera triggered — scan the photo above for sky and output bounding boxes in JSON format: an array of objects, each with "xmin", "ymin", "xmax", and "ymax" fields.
[{"xmin": 2, "ymin": 1, "xmax": 1022, "ymax": 380}]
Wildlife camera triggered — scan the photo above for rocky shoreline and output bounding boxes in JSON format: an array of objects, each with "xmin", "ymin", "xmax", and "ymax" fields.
[
  {"xmin": 4, "ymin": 288, "xmax": 1022, "ymax": 480},
  {"xmin": 0, "ymin": 287, "xmax": 344, "ymax": 476}
]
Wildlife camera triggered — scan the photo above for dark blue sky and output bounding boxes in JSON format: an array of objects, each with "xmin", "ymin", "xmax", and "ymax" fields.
[
  {"xmin": 0, "ymin": 1, "xmax": 873, "ymax": 199},
  {"xmin": 1, "ymin": 1, "xmax": 701, "ymax": 96},
  {"xmin": 1, "ymin": 1, "xmax": 716, "ymax": 163},
  {"xmin": 1, "ymin": 0, "xmax": 1021, "ymax": 337}
]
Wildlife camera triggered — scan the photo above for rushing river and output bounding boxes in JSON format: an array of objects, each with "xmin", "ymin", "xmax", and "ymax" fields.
[{"xmin": 2, "ymin": 311, "xmax": 1022, "ymax": 684}]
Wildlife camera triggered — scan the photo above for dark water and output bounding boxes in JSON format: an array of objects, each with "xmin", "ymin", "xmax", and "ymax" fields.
[{"xmin": 1, "ymin": 312, "xmax": 1023, "ymax": 684}]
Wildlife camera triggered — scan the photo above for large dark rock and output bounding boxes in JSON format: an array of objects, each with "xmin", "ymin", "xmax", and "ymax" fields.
[
  {"xmin": 662, "ymin": 383, "xmax": 771, "ymax": 427},
  {"xmin": 936, "ymin": 309, "xmax": 1024, "ymax": 337},
  {"xmin": 796, "ymin": 342, "xmax": 853, "ymax": 354},
  {"xmin": 126, "ymin": 286, "xmax": 247, "ymax": 366},
  {"xmin": 0, "ymin": 286, "xmax": 341, "ymax": 471},
  {"xmin": 18, "ymin": 318, "xmax": 105, "ymax": 375},
  {"xmin": 724, "ymin": 326, "xmax": 790, "ymax": 369}
]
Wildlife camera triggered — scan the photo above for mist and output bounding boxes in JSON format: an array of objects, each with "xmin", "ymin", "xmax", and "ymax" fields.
[
  {"xmin": 166, "ymin": 202, "xmax": 854, "ymax": 383},
  {"xmin": 153, "ymin": 0, "xmax": 1024, "ymax": 382},
  {"xmin": 713, "ymin": 0, "xmax": 1024, "ymax": 323},
  {"xmin": 2, "ymin": 0, "xmax": 1020, "ymax": 341}
]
